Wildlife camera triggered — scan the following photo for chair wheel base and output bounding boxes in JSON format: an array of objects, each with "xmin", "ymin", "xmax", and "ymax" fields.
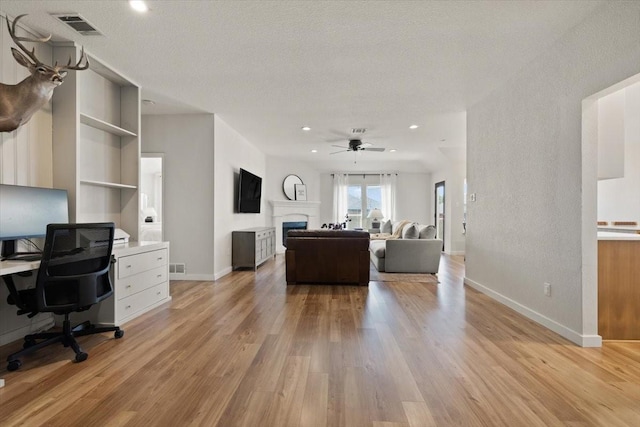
[
  {"xmin": 115, "ymin": 330, "xmax": 124, "ymax": 339},
  {"xmin": 75, "ymin": 352, "xmax": 88, "ymax": 363},
  {"xmin": 7, "ymin": 359, "xmax": 22, "ymax": 371}
]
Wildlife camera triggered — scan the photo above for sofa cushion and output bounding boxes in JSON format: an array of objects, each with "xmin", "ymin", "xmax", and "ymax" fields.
[
  {"xmin": 402, "ymin": 223, "xmax": 419, "ymax": 239},
  {"xmin": 369, "ymin": 240, "xmax": 386, "ymax": 258},
  {"xmin": 381, "ymin": 219, "xmax": 392, "ymax": 234}
]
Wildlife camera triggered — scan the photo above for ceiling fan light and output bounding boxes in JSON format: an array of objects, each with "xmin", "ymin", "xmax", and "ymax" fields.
[
  {"xmin": 301, "ymin": 126, "xmax": 311, "ymax": 131},
  {"xmin": 409, "ymin": 125, "xmax": 419, "ymax": 130}
]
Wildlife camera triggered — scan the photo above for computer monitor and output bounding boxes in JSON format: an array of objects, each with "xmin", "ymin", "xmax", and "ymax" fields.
[{"xmin": 0, "ymin": 184, "xmax": 69, "ymax": 258}]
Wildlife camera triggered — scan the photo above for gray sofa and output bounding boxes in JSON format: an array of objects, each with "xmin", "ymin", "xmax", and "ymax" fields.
[{"xmin": 369, "ymin": 221, "xmax": 443, "ymax": 273}]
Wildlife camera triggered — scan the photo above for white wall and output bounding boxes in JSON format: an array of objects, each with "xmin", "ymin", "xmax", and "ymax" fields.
[
  {"xmin": 213, "ymin": 116, "xmax": 266, "ymax": 279},
  {"xmin": 264, "ymin": 155, "xmax": 321, "ymax": 220},
  {"xmin": 395, "ymin": 173, "xmax": 432, "ymax": 224},
  {"xmin": 465, "ymin": 2, "xmax": 640, "ymax": 346},
  {"xmin": 142, "ymin": 114, "xmax": 215, "ymax": 279},
  {"xmin": 598, "ymin": 82, "xmax": 640, "ymax": 221}
]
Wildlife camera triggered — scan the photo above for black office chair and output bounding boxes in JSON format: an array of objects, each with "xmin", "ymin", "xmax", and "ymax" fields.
[{"xmin": 4, "ymin": 223, "xmax": 124, "ymax": 371}]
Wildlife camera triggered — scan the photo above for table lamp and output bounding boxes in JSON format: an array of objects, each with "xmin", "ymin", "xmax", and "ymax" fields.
[{"xmin": 367, "ymin": 208, "xmax": 384, "ymax": 229}]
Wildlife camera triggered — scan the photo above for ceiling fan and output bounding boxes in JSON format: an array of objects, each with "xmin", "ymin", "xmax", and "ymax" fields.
[{"xmin": 330, "ymin": 139, "xmax": 386, "ymax": 154}]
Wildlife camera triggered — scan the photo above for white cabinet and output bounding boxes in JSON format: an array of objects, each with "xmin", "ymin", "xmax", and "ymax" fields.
[
  {"xmin": 94, "ymin": 242, "xmax": 171, "ymax": 325},
  {"xmin": 52, "ymin": 46, "xmax": 140, "ymax": 240}
]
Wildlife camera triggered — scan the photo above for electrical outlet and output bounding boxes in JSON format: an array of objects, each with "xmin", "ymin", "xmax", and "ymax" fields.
[{"xmin": 544, "ymin": 282, "xmax": 551, "ymax": 297}]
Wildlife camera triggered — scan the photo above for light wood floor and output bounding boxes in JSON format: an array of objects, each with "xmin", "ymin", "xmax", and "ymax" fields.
[{"xmin": 1, "ymin": 254, "xmax": 639, "ymax": 426}]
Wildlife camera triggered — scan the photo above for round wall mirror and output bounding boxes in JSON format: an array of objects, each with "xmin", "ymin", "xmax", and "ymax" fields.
[{"xmin": 283, "ymin": 174, "xmax": 303, "ymax": 200}]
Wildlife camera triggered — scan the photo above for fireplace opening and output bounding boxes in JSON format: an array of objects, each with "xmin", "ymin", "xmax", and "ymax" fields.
[{"xmin": 283, "ymin": 221, "xmax": 307, "ymax": 247}]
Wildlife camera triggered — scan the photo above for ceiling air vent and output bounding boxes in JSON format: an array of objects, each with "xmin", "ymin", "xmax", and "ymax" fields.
[
  {"xmin": 52, "ymin": 14, "xmax": 102, "ymax": 36},
  {"xmin": 351, "ymin": 128, "xmax": 367, "ymax": 135}
]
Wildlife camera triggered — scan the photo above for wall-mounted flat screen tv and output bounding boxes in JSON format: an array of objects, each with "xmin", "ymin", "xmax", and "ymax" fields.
[{"xmin": 237, "ymin": 168, "xmax": 262, "ymax": 213}]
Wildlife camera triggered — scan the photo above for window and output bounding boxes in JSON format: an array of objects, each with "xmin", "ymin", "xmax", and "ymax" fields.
[{"xmin": 347, "ymin": 184, "xmax": 381, "ymax": 228}]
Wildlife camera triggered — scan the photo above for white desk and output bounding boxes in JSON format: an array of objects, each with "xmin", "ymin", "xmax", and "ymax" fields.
[
  {"xmin": 0, "ymin": 241, "xmax": 171, "ymax": 387},
  {"xmin": 597, "ymin": 225, "xmax": 640, "ymax": 234}
]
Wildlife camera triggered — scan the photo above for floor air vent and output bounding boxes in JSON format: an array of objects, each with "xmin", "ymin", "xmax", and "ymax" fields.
[
  {"xmin": 52, "ymin": 14, "xmax": 103, "ymax": 36},
  {"xmin": 169, "ymin": 263, "xmax": 186, "ymax": 275}
]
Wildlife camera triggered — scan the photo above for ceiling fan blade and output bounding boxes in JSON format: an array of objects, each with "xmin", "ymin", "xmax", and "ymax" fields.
[
  {"xmin": 361, "ymin": 147, "xmax": 386, "ymax": 152},
  {"xmin": 360, "ymin": 142, "xmax": 373, "ymax": 148},
  {"xmin": 330, "ymin": 150, "xmax": 349, "ymax": 155},
  {"xmin": 326, "ymin": 137, "xmax": 347, "ymax": 143},
  {"xmin": 331, "ymin": 144, "xmax": 348, "ymax": 149}
]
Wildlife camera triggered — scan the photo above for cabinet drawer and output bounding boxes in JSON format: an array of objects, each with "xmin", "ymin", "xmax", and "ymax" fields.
[
  {"xmin": 117, "ymin": 282, "xmax": 168, "ymax": 319},
  {"xmin": 116, "ymin": 265, "xmax": 167, "ymax": 300},
  {"xmin": 118, "ymin": 248, "xmax": 168, "ymax": 279}
]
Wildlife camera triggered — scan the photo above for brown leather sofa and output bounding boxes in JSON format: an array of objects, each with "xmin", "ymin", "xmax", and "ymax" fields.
[{"xmin": 285, "ymin": 230, "xmax": 370, "ymax": 286}]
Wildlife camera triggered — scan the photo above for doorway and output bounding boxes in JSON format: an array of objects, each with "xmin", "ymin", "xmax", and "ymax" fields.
[
  {"xmin": 434, "ymin": 181, "xmax": 445, "ymax": 250},
  {"xmin": 140, "ymin": 153, "xmax": 164, "ymax": 242},
  {"xmin": 582, "ymin": 72, "xmax": 640, "ymax": 344}
]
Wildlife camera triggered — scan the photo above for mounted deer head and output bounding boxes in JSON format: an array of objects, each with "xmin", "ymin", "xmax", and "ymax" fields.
[{"xmin": 0, "ymin": 14, "xmax": 89, "ymax": 133}]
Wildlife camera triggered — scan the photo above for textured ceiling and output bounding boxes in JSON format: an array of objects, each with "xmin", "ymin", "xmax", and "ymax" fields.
[{"xmin": 0, "ymin": 1, "xmax": 604, "ymax": 172}]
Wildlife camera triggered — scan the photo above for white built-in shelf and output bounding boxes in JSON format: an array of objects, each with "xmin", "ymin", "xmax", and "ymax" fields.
[
  {"xmin": 80, "ymin": 180, "xmax": 137, "ymax": 190},
  {"xmin": 80, "ymin": 113, "xmax": 137, "ymax": 137}
]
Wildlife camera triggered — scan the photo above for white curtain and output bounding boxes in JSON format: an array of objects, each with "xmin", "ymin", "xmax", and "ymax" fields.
[
  {"xmin": 333, "ymin": 173, "xmax": 349, "ymax": 224},
  {"xmin": 380, "ymin": 173, "xmax": 397, "ymax": 222}
]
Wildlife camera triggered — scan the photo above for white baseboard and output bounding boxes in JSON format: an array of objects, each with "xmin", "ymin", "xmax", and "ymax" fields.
[
  {"xmin": 170, "ymin": 273, "xmax": 215, "ymax": 281},
  {"xmin": 463, "ymin": 276, "xmax": 602, "ymax": 348},
  {"xmin": 0, "ymin": 316, "xmax": 55, "ymax": 346},
  {"xmin": 214, "ymin": 267, "xmax": 233, "ymax": 281}
]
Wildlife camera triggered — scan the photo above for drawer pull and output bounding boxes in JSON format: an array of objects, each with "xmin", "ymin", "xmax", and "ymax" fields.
[
  {"xmin": 126, "ymin": 265, "xmax": 132, "ymax": 269},
  {"xmin": 126, "ymin": 285, "xmax": 132, "ymax": 289},
  {"xmin": 157, "ymin": 274, "xmax": 162, "ymax": 278},
  {"xmin": 157, "ymin": 257, "xmax": 163, "ymax": 260},
  {"xmin": 125, "ymin": 305, "xmax": 131, "ymax": 309},
  {"xmin": 157, "ymin": 291, "xmax": 161, "ymax": 295}
]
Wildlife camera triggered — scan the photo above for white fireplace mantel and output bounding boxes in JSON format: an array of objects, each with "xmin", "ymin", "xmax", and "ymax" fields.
[{"xmin": 270, "ymin": 200, "xmax": 321, "ymax": 253}]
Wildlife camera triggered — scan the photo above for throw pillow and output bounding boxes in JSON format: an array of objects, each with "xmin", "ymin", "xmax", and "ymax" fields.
[
  {"xmin": 402, "ymin": 223, "xmax": 419, "ymax": 239},
  {"xmin": 419, "ymin": 224, "xmax": 437, "ymax": 239},
  {"xmin": 381, "ymin": 219, "xmax": 392, "ymax": 234}
]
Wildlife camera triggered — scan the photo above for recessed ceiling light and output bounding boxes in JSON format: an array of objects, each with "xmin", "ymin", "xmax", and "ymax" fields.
[
  {"xmin": 390, "ymin": 149, "xmax": 397, "ymax": 152},
  {"xmin": 301, "ymin": 126, "xmax": 311, "ymax": 131},
  {"xmin": 311, "ymin": 149, "xmax": 317, "ymax": 153},
  {"xmin": 129, "ymin": 1, "xmax": 149, "ymax": 13},
  {"xmin": 409, "ymin": 125, "xmax": 419, "ymax": 130}
]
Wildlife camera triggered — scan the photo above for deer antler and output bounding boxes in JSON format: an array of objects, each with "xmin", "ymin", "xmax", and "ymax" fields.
[
  {"xmin": 6, "ymin": 14, "xmax": 52, "ymax": 65},
  {"xmin": 57, "ymin": 46, "xmax": 90, "ymax": 71}
]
